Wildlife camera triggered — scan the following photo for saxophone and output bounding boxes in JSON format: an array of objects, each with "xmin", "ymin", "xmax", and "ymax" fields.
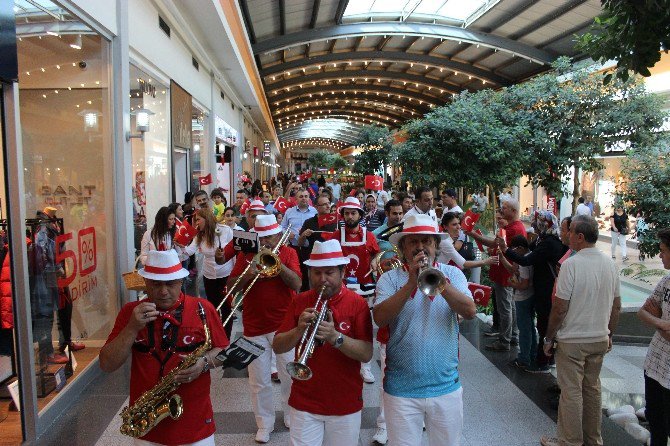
[{"xmin": 120, "ymin": 302, "xmax": 212, "ymax": 438}]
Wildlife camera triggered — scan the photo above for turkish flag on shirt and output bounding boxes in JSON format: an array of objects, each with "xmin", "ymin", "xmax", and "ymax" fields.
[
  {"xmin": 239, "ymin": 199, "xmax": 251, "ymax": 215},
  {"xmin": 174, "ymin": 219, "xmax": 198, "ymax": 245},
  {"xmin": 318, "ymin": 213, "xmax": 337, "ymax": 228},
  {"xmin": 460, "ymin": 209, "xmax": 481, "ymax": 232},
  {"xmin": 468, "ymin": 283, "xmax": 492, "ymax": 307},
  {"xmin": 198, "ymin": 173, "xmax": 212, "ymax": 186},
  {"xmin": 364, "ymin": 175, "xmax": 384, "ymax": 191},
  {"xmin": 273, "ymin": 197, "xmax": 290, "ymax": 213}
]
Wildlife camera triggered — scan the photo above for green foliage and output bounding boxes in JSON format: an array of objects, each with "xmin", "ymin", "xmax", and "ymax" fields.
[
  {"xmin": 352, "ymin": 125, "xmax": 395, "ymax": 176},
  {"xmin": 307, "ymin": 150, "xmax": 333, "ymax": 169},
  {"xmin": 620, "ymin": 262, "xmax": 667, "ymax": 284},
  {"xmin": 396, "ymin": 88, "xmax": 528, "ymax": 191},
  {"xmin": 508, "ymin": 57, "xmax": 666, "ymax": 211},
  {"xmin": 621, "ymin": 140, "xmax": 670, "ymax": 258},
  {"xmin": 330, "ymin": 154, "xmax": 349, "ymax": 170},
  {"xmin": 577, "ymin": 0, "xmax": 670, "ymax": 82}
]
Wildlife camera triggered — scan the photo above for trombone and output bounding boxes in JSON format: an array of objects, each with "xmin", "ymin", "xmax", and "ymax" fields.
[
  {"xmin": 216, "ymin": 224, "xmax": 293, "ymax": 326},
  {"xmin": 286, "ymin": 284, "xmax": 328, "ymax": 381},
  {"xmin": 417, "ymin": 252, "xmax": 448, "ymax": 297}
]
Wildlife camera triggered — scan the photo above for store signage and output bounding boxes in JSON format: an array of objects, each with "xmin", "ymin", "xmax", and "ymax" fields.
[
  {"xmin": 170, "ymin": 80, "xmax": 192, "ymax": 151},
  {"xmin": 215, "ymin": 116, "xmax": 238, "ymax": 146},
  {"xmin": 0, "ymin": 1, "xmax": 18, "ymax": 82},
  {"xmin": 56, "ymin": 227, "xmax": 98, "ymax": 302},
  {"xmin": 547, "ymin": 196, "xmax": 556, "ymax": 214},
  {"xmin": 138, "ymin": 78, "xmax": 156, "ymax": 98},
  {"xmin": 263, "ymin": 140, "xmax": 271, "ymax": 157},
  {"xmin": 41, "ymin": 184, "xmax": 96, "ymax": 207}
]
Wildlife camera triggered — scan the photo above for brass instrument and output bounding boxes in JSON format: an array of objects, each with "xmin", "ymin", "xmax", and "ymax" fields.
[
  {"xmin": 120, "ymin": 303, "xmax": 211, "ymax": 438},
  {"xmin": 417, "ymin": 254, "xmax": 448, "ymax": 297},
  {"xmin": 217, "ymin": 224, "xmax": 293, "ymax": 326},
  {"xmin": 286, "ymin": 284, "xmax": 328, "ymax": 381},
  {"xmin": 369, "ymin": 246, "xmax": 403, "ymax": 278}
]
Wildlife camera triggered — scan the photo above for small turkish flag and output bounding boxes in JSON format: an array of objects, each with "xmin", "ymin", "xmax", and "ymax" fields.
[
  {"xmin": 318, "ymin": 213, "xmax": 337, "ymax": 228},
  {"xmin": 348, "ymin": 188, "xmax": 357, "ymax": 197},
  {"xmin": 273, "ymin": 196, "xmax": 290, "ymax": 213},
  {"xmin": 297, "ymin": 174, "xmax": 305, "ymax": 183},
  {"xmin": 460, "ymin": 209, "xmax": 481, "ymax": 232},
  {"xmin": 468, "ymin": 283, "xmax": 492, "ymax": 307},
  {"xmin": 364, "ymin": 175, "xmax": 384, "ymax": 191},
  {"xmin": 174, "ymin": 219, "xmax": 198, "ymax": 246},
  {"xmin": 474, "ymin": 229, "xmax": 485, "ymax": 251},
  {"xmin": 198, "ymin": 174, "xmax": 212, "ymax": 186},
  {"xmin": 305, "ymin": 172, "xmax": 313, "ymax": 179},
  {"xmin": 239, "ymin": 199, "xmax": 251, "ymax": 215}
]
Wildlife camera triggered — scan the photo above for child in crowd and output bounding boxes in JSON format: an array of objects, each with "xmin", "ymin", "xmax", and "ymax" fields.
[
  {"xmin": 211, "ymin": 189, "xmax": 227, "ymax": 224},
  {"xmin": 223, "ymin": 207, "xmax": 243, "ymax": 231},
  {"xmin": 500, "ymin": 235, "xmax": 536, "ymax": 370}
]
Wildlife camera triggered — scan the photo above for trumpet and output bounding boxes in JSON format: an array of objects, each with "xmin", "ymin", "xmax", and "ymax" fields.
[
  {"xmin": 216, "ymin": 224, "xmax": 293, "ymax": 326},
  {"xmin": 286, "ymin": 284, "xmax": 328, "ymax": 381},
  {"xmin": 417, "ymin": 254, "xmax": 448, "ymax": 297}
]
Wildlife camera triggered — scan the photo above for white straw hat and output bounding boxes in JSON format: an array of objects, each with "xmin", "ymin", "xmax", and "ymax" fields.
[
  {"xmin": 252, "ymin": 214, "xmax": 283, "ymax": 237},
  {"xmin": 248, "ymin": 199, "xmax": 269, "ymax": 214},
  {"xmin": 338, "ymin": 196, "xmax": 363, "ymax": 215},
  {"xmin": 303, "ymin": 240, "xmax": 351, "ymax": 267},
  {"xmin": 389, "ymin": 214, "xmax": 447, "ymax": 246},
  {"xmin": 138, "ymin": 250, "xmax": 189, "ymax": 281}
]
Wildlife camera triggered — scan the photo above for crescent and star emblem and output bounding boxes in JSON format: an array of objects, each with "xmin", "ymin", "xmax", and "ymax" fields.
[
  {"xmin": 183, "ymin": 335, "xmax": 195, "ymax": 345},
  {"xmin": 339, "ymin": 321, "xmax": 351, "ymax": 331},
  {"xmin": 347, "ymin": 254, "xmax": 360, "ymax": 275}
]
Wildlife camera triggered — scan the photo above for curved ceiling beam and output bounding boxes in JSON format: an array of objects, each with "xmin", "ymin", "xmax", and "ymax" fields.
[
  {"xmin": 260, "ymin": 50, "xmax": 509, "ymax": 86},
  {"xmin": 265, "ymin": 69, "xmax": 465, "ymax": 95},
  {"xmin": 280, "ymin": 131, "xmax": 360, "ymax": 145},
  {"xmin": 279, "ymin": 116, "xmax": 390, "ymax": 135},
  {"xmin": 270, "ymin": 84, "xmax": 444, "ymax": 107},
  {"xmin": 252, "ymin": 22, "xmax": 554, "ymax": 65},
  {"xmin": 273, "ymin": 95, "xmax": 431, "ymax": 117},
  {"xmin": 275, "ymin": 104, "xmax": 415, "ymax": 123},
  {"xmin": 279, "ymin": 113, "xmax": 395, "ymax": 129}
]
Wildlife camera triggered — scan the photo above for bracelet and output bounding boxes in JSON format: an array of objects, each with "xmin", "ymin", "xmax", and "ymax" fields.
[{"xmin": 201, "ymin": 355, "xmax": 211, "ymax": 374}]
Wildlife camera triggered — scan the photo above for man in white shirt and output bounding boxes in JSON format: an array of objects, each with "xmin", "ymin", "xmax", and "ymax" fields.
[
  {"xmin": 328, "ymin": 177, "xmax": 342, "ymax": 201},
  {"xmin": 441, "ymin": 188, "xmax": 463, "ymax": 214},
  {"xmin": 540, "ymin": 215, "xmax": 621, "ymax": 446},
  {"xmin": 402, "ymin": 186, "xmax": 437, "ymax": 223},
  {"xmin": 575, "ymin": 197, "xmax": 591, "ymax": 216}
]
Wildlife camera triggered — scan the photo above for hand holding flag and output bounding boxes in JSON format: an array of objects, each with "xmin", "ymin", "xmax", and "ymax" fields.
[{"xmin": 174, "ymin": 219, "xmax": 198, "ymax": 246}]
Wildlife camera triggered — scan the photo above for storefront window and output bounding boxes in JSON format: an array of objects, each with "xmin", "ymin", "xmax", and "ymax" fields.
[
  {"xmin": 191, "ymin": 105, "xmax": 208, "ymax": 192},
  {"xmin": 130, "ymin": 65, "xmax": 169, "ymax": 255},
  {"xmin": 15, "ymin": 0, "xmax": 114, "ymax": 412}
]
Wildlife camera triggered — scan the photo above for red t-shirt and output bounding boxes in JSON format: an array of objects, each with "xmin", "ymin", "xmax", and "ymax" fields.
[
  {"xmin": 277, "ymin": 285, "xmax": 373, "ymax": 415},
  {"xmin": 230, "ymin": 245, "xmax": 301, "ymax": 336},
  {"xmin": 488, "ymin": 220, "xmax": 527, "ymax": 286},
  {"xmin": 104, "ymin": 294, "xmax": 229, "ymax": 445}
]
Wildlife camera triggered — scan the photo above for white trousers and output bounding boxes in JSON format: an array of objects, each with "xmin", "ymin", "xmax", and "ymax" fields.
[
  {"xmin": 289, "ymin": 407, "xmax": 361, "ymax": 446},
  {"xmin": 247, "ymin": 332, "xmax": 294, "ymax": 429},
  {"xmin": 384, "ymin": 388, "xmax": 463, "ymax": 446},
  {"xmin": 376, "ymin": 342, "xmax": 387, "ymax": 428},
  {"xmin": 133, "ymin": 434, "xmax": 215, "ymax": 446},
  {"xmin": 611, "ymin": 231, "xmax": 627, "ymax": 258}
]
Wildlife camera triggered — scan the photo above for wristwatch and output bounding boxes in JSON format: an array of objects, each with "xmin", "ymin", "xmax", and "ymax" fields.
[
  {"xmin": 201, "ymin": 355, "xmax": 211, "ymax": 374},
  {"xmin": 333, "ymin": 332, "xmax": 345, "ymax": 349},
  {"xmin": 543, "ymin": 337, "xmax": 554, "ymax": 345}
]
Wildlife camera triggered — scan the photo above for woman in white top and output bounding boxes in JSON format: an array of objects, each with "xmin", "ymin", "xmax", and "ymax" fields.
[
  {"xmin": 178, "ymin": 208, "xmax": 235, "ymax": 337},
  {"xmin": 139, "ymin": 206, "xmax": 177, "ymax": 265},
  {"xmin": 437, "ymin": 211, "xmax": 498, "ymax": 273}
]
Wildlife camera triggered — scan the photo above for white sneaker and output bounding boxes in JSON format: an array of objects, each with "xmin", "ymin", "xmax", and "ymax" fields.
[
  {"xmin": 361, "ymin": 368, "xmax": 375, "ymax": 383},
  {"xmin": 284, "ymin": 413, "xmax": 291, "ymax": 429},
  {"xmin": 255, "ymin": 427, "xmax": 273, "ymax": 443},
  {"xmin": 372, "ymin": 427, "xmax": 388, "ymax": 444}
]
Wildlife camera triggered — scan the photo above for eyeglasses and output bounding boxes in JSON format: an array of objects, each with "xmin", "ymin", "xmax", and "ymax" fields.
[{"xmin": 318, "ymin": 202, "xmax": 331, "ymax": 207}]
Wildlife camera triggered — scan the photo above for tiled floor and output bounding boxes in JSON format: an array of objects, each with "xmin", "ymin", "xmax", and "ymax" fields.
[{"xmin": 36, "ymin": 316, "xmax": 649, "ymax": 446}]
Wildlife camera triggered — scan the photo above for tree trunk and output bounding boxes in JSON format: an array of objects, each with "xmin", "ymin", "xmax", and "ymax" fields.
[{"xmin": 572, "ymin": 164, "xmax": 580, "ymax": 215}]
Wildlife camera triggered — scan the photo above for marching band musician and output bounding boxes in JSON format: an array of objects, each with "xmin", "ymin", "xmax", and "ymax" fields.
[
  {"xmin": 373, "ymin": 214, "xmax": 476, "ymax": 446},
  {"xmin": 227, "ymin": 213, "xmax": 302, "ymax": 444},
  {"xmin": 273, "ymin": 240, "xmax": 373, "ymax": 446},
  {"xmin": 323, "ymin": 196, "xmax": 380, "ymax": 385},
  {"xmin": 99, "ymin": 250, "xmax": 229, "ymax": 446}
]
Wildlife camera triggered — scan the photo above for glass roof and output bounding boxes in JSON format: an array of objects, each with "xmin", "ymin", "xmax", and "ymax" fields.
[{"xmin": 343, "ymin": 0, "xmax": 499, "ymax": 25}]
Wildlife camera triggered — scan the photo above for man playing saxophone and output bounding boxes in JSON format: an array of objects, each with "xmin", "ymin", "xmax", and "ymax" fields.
[
  {"xmin": 100, "ymin": 250, "xmax": 229, "ymax": 446},
  {"xmin": 227, "ymin": 213, "xmax": 302, "ymax": 443},
  {"xmin": 373, "ymin": 214, "xmax": 476, "ymax": 446},
  {"xmin": 273, "ymin": 240, "xmax": 373, "ymax": 446}
]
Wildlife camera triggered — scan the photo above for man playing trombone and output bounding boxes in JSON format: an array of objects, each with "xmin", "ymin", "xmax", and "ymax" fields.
[
  {"xmin": 227, "ymin": 214, "xmax": 302, "ymax": 443},
  {"xmin": 373, "ymin": 214, "xmax": 476, "ymax": 446},
  {"xmin": 273, "ymin": 240, "xmax": 373, "ymax": 446}
]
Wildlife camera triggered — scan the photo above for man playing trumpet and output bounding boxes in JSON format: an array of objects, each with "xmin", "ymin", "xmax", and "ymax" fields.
[
  {"xmin": 273, "ymin": 240, "xmax": 373, "ymax": 446},
  {"xmin": 374, "ymin": 214, "xmax": 476, "ymax": 446},
  {"xmin": 228, "ymin": 213, "xmax": 302, "ymax": 443}
]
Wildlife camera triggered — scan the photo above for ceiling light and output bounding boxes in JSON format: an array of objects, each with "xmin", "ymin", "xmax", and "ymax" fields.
[{"xmin": 70, "ymin": 34, "xmax": 82, "ymax": 50}]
